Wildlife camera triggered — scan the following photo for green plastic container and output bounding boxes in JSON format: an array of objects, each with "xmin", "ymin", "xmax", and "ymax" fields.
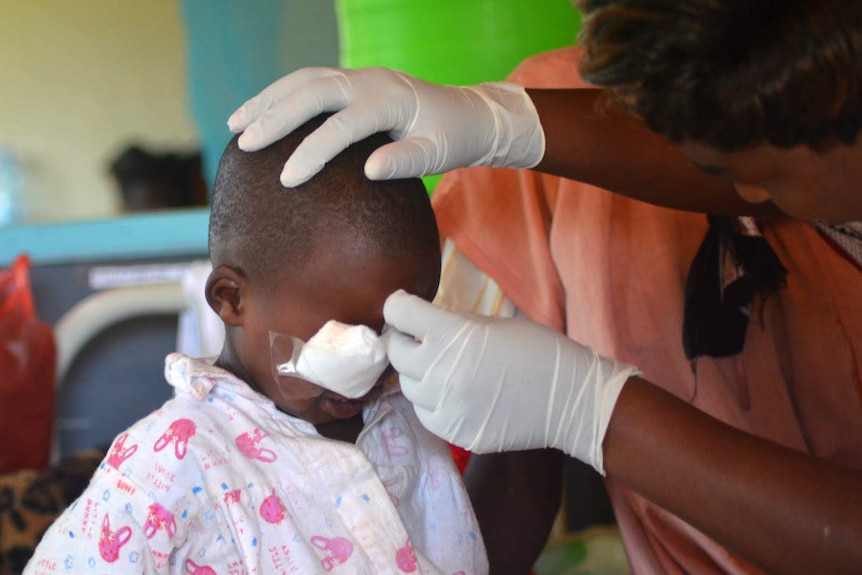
[{"xmin": 337, "ymin": 0, "xmax": 582, "ymax": 192}]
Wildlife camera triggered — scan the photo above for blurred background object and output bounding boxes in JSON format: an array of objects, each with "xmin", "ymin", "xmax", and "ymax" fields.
[
  {"xmin": 0, "ymin": 146, "xmax": 24, "ymax": 226},
  {"xmin": 0, "ymin": 1, "xmax": 581, "ymax": 223},
  {"xmin": 108, "ymin": 144, "xmax": 207, "ymax": 212}
]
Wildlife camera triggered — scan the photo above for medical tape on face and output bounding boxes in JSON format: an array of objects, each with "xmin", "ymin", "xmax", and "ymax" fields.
[{"xmin": 271, "ymin": 320, "xmax": 391, "ymax": 399}]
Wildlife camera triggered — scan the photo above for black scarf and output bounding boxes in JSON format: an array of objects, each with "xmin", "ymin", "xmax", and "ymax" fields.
[{"xmin": 682, "ymin": 215, "xmax": 788, "ymax": 367}]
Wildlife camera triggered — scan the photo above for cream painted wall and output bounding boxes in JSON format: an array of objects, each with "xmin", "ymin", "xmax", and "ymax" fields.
[{"xmin": 0, "ymin": 1, "xmax": 198, "ymax": 222}]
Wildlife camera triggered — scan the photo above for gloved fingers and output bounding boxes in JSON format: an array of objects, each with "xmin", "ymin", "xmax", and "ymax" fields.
[
  {"xmin": 385, "ymin": 329, "xmax": 424, "ymax": 378},
  {"xmin": 383, "ymin": 289, "xmax": 460, "ymax": 341},
  {"xmin": 412, "ymin": 403, "xmax": 484, "ymax": 453},
  {"xmin": 236, "ymin": 72, "xmax": 359, "ymax": 155},
  {"xmin": 227, "ymin": 67, "xmax": 341, "ymax": 133},
  {"xmin": 410, "ymin": 404, "xmax": 435, "ymax": 434},
  {"xmin": 365, "ymin": 137, "xmax": 439, "ymax": 181},
  {"xmin": 410, "ymin": 404, "xmax": 455, "ymax": 444},
  {"xmin": 280, "ymin": 100, "xmax": 396, "ymax": 186},
  {"xmin": 397, "ymin": 371, "xmax": 444, "ymax": 414}
]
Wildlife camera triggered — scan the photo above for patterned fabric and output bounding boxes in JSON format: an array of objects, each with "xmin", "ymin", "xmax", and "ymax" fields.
[
  {"xmin": 24, "ymin": 354, "xmax": 487, "ymax": 575},
  {"xmin": 810, "ymin": 221, "xmax": 862, "ymax": 271},
  {"xmin": 435, "ymin": 241, "xmax": 518, "ymax": 320}
]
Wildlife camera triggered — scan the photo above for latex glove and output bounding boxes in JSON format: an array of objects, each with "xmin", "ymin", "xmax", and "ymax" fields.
[
  {"xmin": 227, "ymin": 67, "xmax": 545, "ymax": 187},
  {"xmin": 384, "ymin": 290, "xmax": 640, "ymax": 475}
]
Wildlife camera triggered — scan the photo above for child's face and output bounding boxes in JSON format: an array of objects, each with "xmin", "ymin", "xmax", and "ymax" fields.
[{"xmin": 239, "ymin": 240, "xmax": 439, "ymax": 425}]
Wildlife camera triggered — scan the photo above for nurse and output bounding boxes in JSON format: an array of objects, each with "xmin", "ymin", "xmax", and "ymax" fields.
[{"xmin": 227, "ymin": 1, "xmax": 862, "ymax": 573}]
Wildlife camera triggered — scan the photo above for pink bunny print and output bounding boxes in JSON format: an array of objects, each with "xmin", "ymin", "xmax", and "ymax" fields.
[
  {"xmin": 381, "ymin": 476, "xmax": 402, "ymax": 504},
  {"xmin": 185, "ymin": 559, "xmax": 218, "ymax": 575},
  {"xmin": 383, "ymin": 427, "xmax": 410, "ymax": 457},
  {"xmin": 259, "ymin": 489, "xmax": 287, "ymax": 524},
  {"xmin": 153, "ymin": 418, "xmax": 197, "ymax": 459},
  {"xmin": 106, "ymin": 433, "xmax": 138, "ymax": 469},
  {"xmin": 143, "ymin": 502, "xmax": 176, "ymax": 539},
  {"xmin": 235, "ymin": 428, "xmax": 277, "ymax": 463},
  {"xmin": 395, "ymin": 539, "xmax": 418, "ymax": 573},
  {"xmin": 98, "ymin": 513, "xmax": 132, "ymax": 563},
  {"xmin": 311, "ymin": 535, "xmax": 354, "ymax": 571}
]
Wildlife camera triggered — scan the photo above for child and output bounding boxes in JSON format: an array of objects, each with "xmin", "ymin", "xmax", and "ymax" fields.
[{"xmin": 24, "ymin": 115, "xmax": 488, "ymax": 574}]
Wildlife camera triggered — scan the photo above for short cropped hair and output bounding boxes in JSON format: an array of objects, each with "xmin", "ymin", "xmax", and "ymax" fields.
[
  {"xmin": 575, "ymin": 0, "xmax": 862, "ymax": 151},
  {"xmin": 208, "ymin": 115, "xmax": 440, "ymax": 286}
]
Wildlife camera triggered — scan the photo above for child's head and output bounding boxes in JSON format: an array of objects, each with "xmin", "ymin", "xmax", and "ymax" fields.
[{"xmin": 206, "ymin": 114, "xmax": 440, "ymax": 424}]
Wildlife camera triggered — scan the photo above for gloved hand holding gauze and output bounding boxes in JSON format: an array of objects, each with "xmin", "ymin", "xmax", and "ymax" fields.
[
  {"xmin": 384, "ymin": 290, "xmax": 641, "ymax": 475},
  {"xmin": 274, "ymin": 320, "xmax": 390, "ymax": 399}
]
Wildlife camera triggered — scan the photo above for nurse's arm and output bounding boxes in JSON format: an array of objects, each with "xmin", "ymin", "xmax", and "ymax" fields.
[{"xmin": 604, "ymin": 376, "xmax": 862, "ymax": 575}]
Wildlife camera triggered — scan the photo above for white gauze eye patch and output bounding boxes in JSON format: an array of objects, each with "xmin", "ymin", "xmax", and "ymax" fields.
[{"xmin": 274, "ymin": 320, "xmax": 391, "ymax": 399}]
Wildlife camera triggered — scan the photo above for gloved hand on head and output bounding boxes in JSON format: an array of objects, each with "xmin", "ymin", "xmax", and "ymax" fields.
[
  {"xmin": 383, "ymin": 290, "xmax": 640, "ymax": 475},
  {"xmin": 227, "ymin": 66, "xmax": 545, "ymax": 187}
]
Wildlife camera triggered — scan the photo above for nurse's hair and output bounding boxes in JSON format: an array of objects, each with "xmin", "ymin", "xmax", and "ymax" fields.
[
  {"xmin": 208, "ymin": 114, "xmax": 440, "ymax": 287},
  {"xmin": 574, "ymin": 0, "xmax": 862, "ymax": 152}
]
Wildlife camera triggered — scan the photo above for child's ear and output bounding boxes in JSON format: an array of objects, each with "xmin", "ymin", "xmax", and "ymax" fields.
[{"xmin": 205, "ymin": 265, "xmax": 246, "ymax": 327}]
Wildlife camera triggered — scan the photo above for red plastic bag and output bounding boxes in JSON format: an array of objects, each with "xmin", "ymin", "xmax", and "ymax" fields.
[
  {"xmin": 0, "ymin": 254, "xmax": 56, "ymax": 473},
  {"xmin": 449, "ymin": 444, "xmax": 471, "ymax": 475}
]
